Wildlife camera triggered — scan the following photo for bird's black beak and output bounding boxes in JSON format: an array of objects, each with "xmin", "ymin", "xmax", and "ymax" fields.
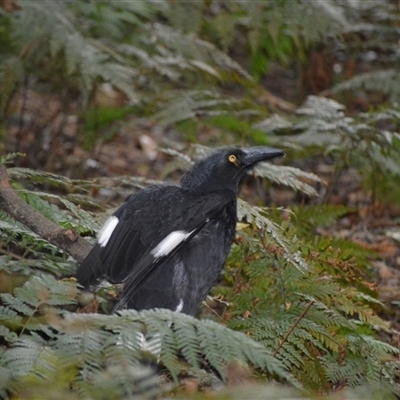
[{"xmin": 242, "ymin": 147, "xmax": 285, "ymax": 169}]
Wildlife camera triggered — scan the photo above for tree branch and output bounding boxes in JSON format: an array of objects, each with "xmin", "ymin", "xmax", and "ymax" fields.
[{"xmin": 0, "ymin": 165, "xmax": 92, "ymax": 263}]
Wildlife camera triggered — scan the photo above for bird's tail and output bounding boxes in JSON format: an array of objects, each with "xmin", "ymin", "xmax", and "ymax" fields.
[{"xmin": 75, "ymin": 246, "xmax": 102, "ymax": 288}]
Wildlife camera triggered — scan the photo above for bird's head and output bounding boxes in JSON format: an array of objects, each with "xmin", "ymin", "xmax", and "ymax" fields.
[{"xmin": 181, "ymin": 146, "xmax": 285, "ymax": 194}]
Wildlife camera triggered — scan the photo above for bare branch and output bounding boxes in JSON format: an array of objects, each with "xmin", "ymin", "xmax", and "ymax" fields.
[{"xmin": 0, "ymin": 165, "xmax": 92, "ymax": 263}]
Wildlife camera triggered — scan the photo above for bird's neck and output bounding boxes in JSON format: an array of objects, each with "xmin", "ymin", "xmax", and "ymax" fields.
[
  {"xmin": 181, "ymin": 169, "xmax": 239, "ymax": 195},
  {"xmin": 182, "ymin": 181, "xmax": 239, "ymax": 196}
]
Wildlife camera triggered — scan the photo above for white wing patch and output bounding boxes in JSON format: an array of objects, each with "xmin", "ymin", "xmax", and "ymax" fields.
[
  {"xmin": 175, "ymin": 298, "xmax": 184, "ymax": 313},
  {"xmin": 151, "ymin": 230, "xmax": 193, "ymax": 258},
  {"xmin": 98, "ymin": 216, "xmax": 119, "ymax": 247}
]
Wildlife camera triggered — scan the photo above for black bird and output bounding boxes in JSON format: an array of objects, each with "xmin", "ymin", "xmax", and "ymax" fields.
[{"xmin": 76, "ymin": 146, "xmax": 284, "ymax": 315}]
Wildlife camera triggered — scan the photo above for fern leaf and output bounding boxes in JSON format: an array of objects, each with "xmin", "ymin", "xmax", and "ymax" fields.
[
  {"xmin": 238, "ymin": 199, "xmax": 310, "ymax": 274},
  {"xmin": 252, "ymin": 163, "xmax": 320, "ymax": 197}
]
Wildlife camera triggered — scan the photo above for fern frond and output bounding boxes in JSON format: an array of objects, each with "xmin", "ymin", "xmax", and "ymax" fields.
[
  {"xmin": 20, "ymin": 190, "xmax": 100, "ymax": 233},
  {"xmin": 253, "ymin": 163, "xmax": 320, "ymax": 197},
  {"xmin": 148, "ymin": 22, "xmax": 252, "ymax": 81},
  {"xmin": 0, "ymin": 298, "xmax": 294, "ymax": 390},
  {"xmin": 121, "ymin": 309, "xmax": 293, "ymax": 384},
  {"xmin": 0, "ymin": 210, "xmax": 60, "ymax": 255},
  {"xmin": 238, "ymin": 199, "xmax": 310, "ymax": 274},
  {"xmin": 333, "ymin": 69, "xmax": 400, "ymax": 102},
  {"xmin": 14, "ymin": 275, "xmax": 78, "ymax": 308},
  {"xmin": 1, "ymin": 333, "xmax": 58, "ymax": 379},
  {"xmin": 0, "ymin": 256, "xmax": 76, "ymax": 277},
  {"xmin": 153, "ymin": 90, "xmax": 245, "ymax": 126},
  {"xmin": 8, "ymin": 167, "xmax": 97, "ymax": 190}
]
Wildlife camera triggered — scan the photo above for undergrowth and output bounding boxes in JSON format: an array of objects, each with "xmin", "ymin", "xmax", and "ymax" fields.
[
  {"xmin": 1, "ymin": 1, "xmax": 400, "ymax": 398},
  {"xmin": 0, "ymin": 149, "xmax": 398, "ymax": 399}
]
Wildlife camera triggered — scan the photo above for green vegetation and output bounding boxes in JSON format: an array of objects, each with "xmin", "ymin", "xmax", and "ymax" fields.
[{"xmin": 1, "ymin": 1, "xmax": 400, "ymax": 399}]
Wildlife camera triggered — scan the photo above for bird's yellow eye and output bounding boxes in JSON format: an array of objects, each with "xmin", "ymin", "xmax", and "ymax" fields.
[{"xmin": 228, "ymin": 154, "xmax": 238, "ymax": 166}]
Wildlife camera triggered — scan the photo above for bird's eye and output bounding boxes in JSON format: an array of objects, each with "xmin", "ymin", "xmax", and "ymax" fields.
[{"xmin": 228, "ymin": 154, "xmax": 239, "ymax": 166}]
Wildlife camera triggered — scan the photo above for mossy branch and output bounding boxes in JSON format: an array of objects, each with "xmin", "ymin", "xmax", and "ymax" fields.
[{"xmin": 0, "ymin": 165, "xmax": 92, "ymax": 262}]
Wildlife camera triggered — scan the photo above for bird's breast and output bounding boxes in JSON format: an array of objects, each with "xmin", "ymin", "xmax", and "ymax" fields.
[{"xmin": 171, "ymin": 203, "xmax": 237, "ymax": 314}]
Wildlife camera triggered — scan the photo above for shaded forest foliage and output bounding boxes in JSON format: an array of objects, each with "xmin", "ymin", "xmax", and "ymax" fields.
[{"xmin": 1, "ymin": 1, "xmax": 400, "ymax": 399}]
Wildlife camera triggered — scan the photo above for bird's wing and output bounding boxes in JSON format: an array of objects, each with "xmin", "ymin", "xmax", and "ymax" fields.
[
  {"xmin": 76, "ymin": 185, "xmax": 234, "ymax": 292},
  {"xmin": 76, "ymin": 184, "xmax": 182, "ymax": 287},
  {"xmin": 111, "ymin": 189, "xmax": 235, "ymax": 312}
]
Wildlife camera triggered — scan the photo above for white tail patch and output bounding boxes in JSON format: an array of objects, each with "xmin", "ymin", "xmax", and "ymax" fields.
[
  {"xmin": 151, "ymin": 230, "xmax": 193, "ymax": 258},
  {"xmin": 98, "ymin": 216, "xmax": 119, "ymax": 247}
]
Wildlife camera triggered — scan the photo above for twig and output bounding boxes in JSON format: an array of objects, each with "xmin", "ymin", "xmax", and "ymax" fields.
[
  {"xmin": 259, "ymin": 91, "xmax": 296, "ymax": 113},
  {"xmin": 273, "ymin": 300, "xmax": 315, "ymax": 357},
  {"xmin": 0, "ymin": 165, "xmax": 92, "ymax": 263},
  {"xmin": 0, "ymin": 246, "xmax": 24, "ymax": 260}
]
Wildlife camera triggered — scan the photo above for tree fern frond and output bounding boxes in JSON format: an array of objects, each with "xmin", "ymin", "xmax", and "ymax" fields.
[
  {"xmin": 283, "ymin": 0, "xmax": 347, "ymax": 44},
  {"xmin": 148, "ymin": 22, "xmax": 252, "ymax": 81},
  {"xmin": 13, "ymin": 275, "xmax": 78, "ymax": 308},
  {"xmin": 278, "ymin": 343, "xmax": 305, "ymax": 370},
  {"xmin": 0, "ymin": 210, "xmax": 59, "ymax": 255},
  {"xmin": 0, "ymin": 323, "xmax": 17, "ymax": 342},
  {"xmin": 1, "ymin": 334, "xmax": 57, "ymax": 379},
  {"xmin": 253, "ymin": 163, "xmax": 320, "ymax": 197},
  {"xmin": 20, "ymin": 190, "xmax": 100, "ymax": 233},
  {"xmin": 82, "ymin": 363, "xmax": 161, "ymax": 400},
  {"xmin": 0, "ymin": 256, "xmax": 76, "ymax": 277},
  {"xmin": 173, "ymin": 316, "xmax": 202, "ymax": 370},
  {"xmin": 8, "ymin": 167, "xmax": 97, "ymax": 191},
  {"xmin": 237, "ymin": 200, "xmax": 310, "ymax": 274},
  {"xmin": 57, "ymin": 309, "xmax": 294, "ymax": 385},
  {"xmin": 1, "ymin": 293, "xmax": 36, "ymax": 317},
  {"xmin": 333, "ymin": 69, "xmax": 400, "ymax": 102},
  {"xmin": 256, "ymin": 96, "xmax": 400, "ymax": 205},
  {"xmin": 0, "ymin": 275, "xmax": 78, "ymax": 340},
  {"xmin": 153, "ymin": 90, "xmax": 245, "ymax": 126}
]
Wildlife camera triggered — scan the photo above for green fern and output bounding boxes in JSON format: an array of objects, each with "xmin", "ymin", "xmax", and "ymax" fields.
[
  {"xmin": 205, "ymin": 0, "xmax": 347, "ymax": 77},
  {"xmin": 153, "ymin": 90, "xmax": 252, "ymax": 126},
  {"xmin": 333, "ymin": 69, "xmax": 400, "ymax": 102},
  {"xmin": 20, "ymin": 190, "xmax": 100, "ymax": 234},
  {"xmin": 0, "ymin": 210, "xmax": 61, "ymax": 257},
  {"xmin": 217, "ymin": 203, "xmax": 398, "ymax": 393},
  {"xmin": 332, "ymin": 1, "xmax": 400, "ymax": 102},
  {"xmin": 1, "ymin": 1, "xmax": 253, "ymax": 112},
  {"xmin": 0, "ymin": 274, "xmax": 295, "ymax": 398},
  {"xmin": 7, "ymin": 167, "xmax": 98, "ymax": 190},
  {"xmin": 257, "ymin": 96, "xmax": 400, "ymax": 205}
]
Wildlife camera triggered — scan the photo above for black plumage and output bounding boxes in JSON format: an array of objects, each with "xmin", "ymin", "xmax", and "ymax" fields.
[{"xmin": 76, "ymin": 146, "xmax": 284, "ymax": 315}]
